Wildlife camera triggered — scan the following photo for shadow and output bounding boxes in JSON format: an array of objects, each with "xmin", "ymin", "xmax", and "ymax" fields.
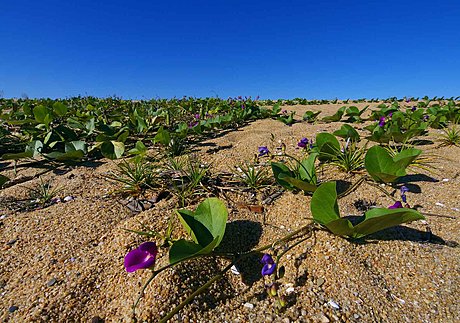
[
  {"xmin": 409, "ymin": 139, "xmax": 434, "ymax": 146},
  {"xmin": 400, "ymin": 183, "xmax": 421, "ymax": 193},
  {"xmin": 206, "ymin": 144, "xmax": 233, "ymax": 154},
  {"xmin": 217, "ymin": 220, "xmax": 263, "ymax": 285},
  {"xmin": 353, "ymin": 199, "xmax": 377, "ymax": 212},
  {"xmin": 398, "ymin": 174, "xmax": 439, "ymax": 183},
  {"xmin": 335, "ymin": 180, "xmax": 352, "ymax": 195},
  {"xmin": 350, "ymin": 225, "xmax": 458, "ymax": 247}
]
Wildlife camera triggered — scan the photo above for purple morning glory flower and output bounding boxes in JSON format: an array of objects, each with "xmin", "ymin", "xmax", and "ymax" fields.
[
  {"xmin": 423, "ymin": 114, "xmax": 429, "ymax": 122},
  {"xmin": 258, "ymin": 146, "xmax": 270, "ymax": 157},
  {"xmin": 261, "ymin": 254, "xmax": 276, "ymax": 276},
  {"xmin": 388, "ymin": 112, "xmax": 393, "ymax": 118},
  {"xmin": 378, "ymin": 117, "xmax": 385, "ymax": 127},
  {"xmin": 388, "ymin": 201, "xmax": 403, "ymax": 209},
  {"xmin": 411, "ymin": 106, "xmax": 417, "ymax": 112},
  {"xmin": 297, "ymin": 137, "xmax": 309, "ymax": 148},
  {"xmin": 194, "ymin": 113, "xmax": 200, "ymax": 119},
  {"xmin": 124, "ymin": 242, "xmax": 158, "ymax": 273}
]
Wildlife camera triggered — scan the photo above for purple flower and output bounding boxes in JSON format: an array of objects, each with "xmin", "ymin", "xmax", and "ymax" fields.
[
  {"xmin": 297, "ymin": 137, "xmax": 309, "ymax": 148},
  {"xmin": 400, "ymin": 186, "xmax": 409, "ymax": 203},
  {"xmin": 258, "ymin": 146, "xmax": 270, "ymax": 157},
  {"xmin": 261, "ymin": 254, "xmax": 276, "ymax": 276},
  {"xmin": 411, "ymin": 106, "xmax": 416, "ymax": 112},
  {"xmin": 423, "ymin": 114, "xmax": 429, "ymax": 122},
  {"xmin": 406, "ymin": 98, "xmax": 411, "ymax": 103},
  {"xmin": 378, "ymin": 117, "xmax": 385, "ymax": 127},
  {"xmin": 388, "ymin": 112, "xmax": 393, "ymax": 118},
  {"xmin": 400, "ymin": 186, "xmax": 409, "ymax": 195},
  {"xmin": 194, "ymin": 114, "xmax": 200, "ymax": 119},
  {"xmin": 388, "ymin": 201, "xmax": 403, "ymax": 209},
  {"xmin": 124, "ymin": 242, "xmax": 158, "ymax": 273}
]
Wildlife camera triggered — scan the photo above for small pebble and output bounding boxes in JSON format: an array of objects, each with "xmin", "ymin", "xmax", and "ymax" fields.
[
  {"xmin": 47, "ymin": 278, "xmax": 57, "ymax": 287},
  {"xmin": 230, "ymin": 265, "xmax": 240, "ymax": 275},
  {"xmin": 451, "ymin": 207, "xmax": 459, "ymax": 212},
  {"xmin": 328, "ymin": 300, "xmax": 340, "ymax": 310},
  {"xmin": 243, "ymin": 302, "xmax": 254, "ymax": 309},
  {"xmin": 319, "ymin": 314, "xmax": 330, "ymax": 323},
  {"xmin": 9, "ymin": 306, "xmax": 18, "ymax": 313},
  {"xmin": 286, "ymin": 287, "xmax": 295, "ymax": 294},
  {"xmin": 63, "ymin": 196, "xmax": 75, "ymax": 202},
  {"xmin": 442, "ymin": 178, "xmax": 449, "ymax": 182},
  {"xmin": 0, "ymin": 215, "xmax": 6, "ymax": 220},
  {"xmin": 435, "ymin": 202, "xmax": 445, "ymax": 207}
]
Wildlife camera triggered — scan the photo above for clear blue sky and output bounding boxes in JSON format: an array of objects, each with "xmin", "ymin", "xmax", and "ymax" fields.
[{"xmin": 1, "ymin": 0, "xmax": 459, "ymax": 99}]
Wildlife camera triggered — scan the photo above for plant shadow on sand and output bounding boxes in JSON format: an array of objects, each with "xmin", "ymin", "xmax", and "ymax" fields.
[
  {"xmin": 216, "ymin": 220, "xmax": 264, "ymax": 286},
  {"xmin": 343, "ymin": 216, "xmax": 459, "ymax": 247}
]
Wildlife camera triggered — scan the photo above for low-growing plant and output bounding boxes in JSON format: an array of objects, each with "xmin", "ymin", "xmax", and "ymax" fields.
[
  {"xmin": 166, "ymin": 155, "xmax": 209, "ymax": 206},
  {"xmin": 302, "ymin": 110, "xmax": 321, "ymax": 123},
  {"xmin": 311, "ymin": 181, "xmax": 425, "ymax": 238},
  {"xmin": 26, "ymin": 177, "xmax": 63, "ymax": 207},
  {"xmin": 326, "ymin": 139, "xmax": 367, "ymax": 173},
  {"xmin": 267, "ymin": 140, "xmax": 318, "ymax": 193},
  {"xmin": 106, "ymin": 157, "xmax": 158, "ymax": 197},
  {"xmin": 234, "ymin": 161, "xmax": 272, "ymax": 190},
  {"xmin": 438, "ymin": 125, "xmax": 460, "ymax": 147},
  {"xmin": 322, "ymin": 106, "xmax": 346, "ymax": 122},
  {"xmin": 364, "ymin": 145, "xmax": 421, "ymax": 183}
]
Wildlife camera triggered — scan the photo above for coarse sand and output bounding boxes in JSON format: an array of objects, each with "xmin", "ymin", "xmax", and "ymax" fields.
[{"xmin": 1, "ymin": 103, "xmax": 459, "ymax": 322}]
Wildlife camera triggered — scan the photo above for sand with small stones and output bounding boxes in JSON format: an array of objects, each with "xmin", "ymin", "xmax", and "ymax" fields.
[{"xmin": 1, "ymin": 103, "xmax": 459, "ymax": 322}]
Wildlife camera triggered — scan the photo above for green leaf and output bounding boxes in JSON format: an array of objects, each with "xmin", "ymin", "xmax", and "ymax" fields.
[
  {"xmin": 333, "ymin": 124, "xmax": 360, "ymax": 141},
  {"xmin": 2, "ymin": 151, "xmax": 34, "ymax": 160},
  {"xmin": 278, "ymin": 174, "xmax": 317, "ymax": 192},
  {"xmin": 271, "ymin": 162, "xmax": 294, "ymax": 189},
  {"xmin": 100, "ymin": 141, "xmax": 125, "ymax": 159},
  {"xmin": 176, "ymin": 210, "xmax": 214, "ymax": 247},
  {"xmin": 353, "ymin": 208, "xmax": 425, "ymax": 238},
  {"xmin": 0, "ymin": 174, "xmax": 10, "ymax": 188},
  {"xmin": 169, "ymin": 237, "xmax": 219, "ymax": 265},
  {"xmin": 324, "ymin": 218, "xmax": 354, "ymax": 236},
  {"xmin": 153, "ymin": 126, "xmax": 171, "ymax": 146},
  {"xmin": 52, "ymin": 102, "xmax": 68, "ymax": 116},
  {"xmin": 176, "ymin": 198, "xmax": 228, "ymax": 248},
  {"xmin": 310, "ymin": 181, "xmax": 340, "ymax": 225},
  {"xmin": 322, "ymin": 106, "xmax": 346, "ymax": 122},
  {"xmin": 26, "ymin": 140, "xmax": 43, "ymax": 157},
  {"xmin": 298, "ymin": 153, "xmax": 317, "ymax": 184},
  {"xmin": 365, "ymin": 145, "xmax": 406, "ymax": 183},
  {"xmin": 33, "ymin": 105, "xmax": 49, "ymax": 123},
  {"xmin": 315, "ymin": 133, "xmax": 340, "ymax": 161},
  {"xmin": 128, "ymin": 140, "xmax": 147, "ymax": 155},
  {"xmin": 65, "ymin": 140, "xmax": 87, "ymax": 153},
  {"xmin": 45, "ymin": 150, "xmax": 85, "ymax": 161},
  {"xmin": 393, "ymin": 148, "xmax": 422, "ymax": 169}
]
